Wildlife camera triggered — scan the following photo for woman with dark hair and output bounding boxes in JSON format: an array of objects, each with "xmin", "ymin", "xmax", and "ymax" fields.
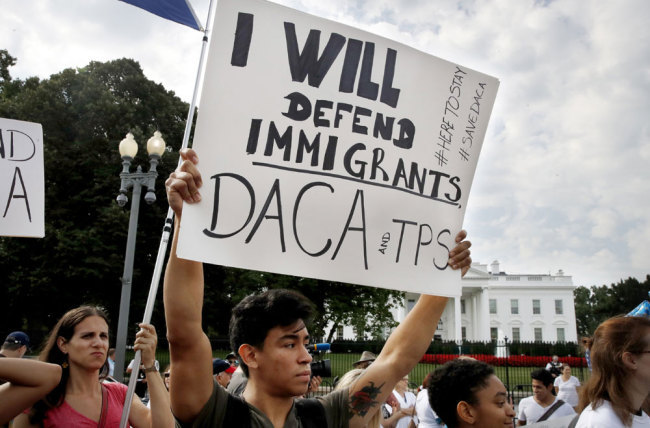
[
  {"xmin": 554, "ymin": 364, "xmax": 580, "ymax": 411},
  {"xmin": 13, "ymin": 305, "xmax": 173, "ymax": 428},
  {"xmin": 576, "ymin": 315, "xmax": 650, "ymax": 427}
]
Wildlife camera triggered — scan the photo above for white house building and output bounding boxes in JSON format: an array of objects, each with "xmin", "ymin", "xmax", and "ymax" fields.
[{"xmin": 337, "ymin": 260, "xmax": 578, "ymax": 343}]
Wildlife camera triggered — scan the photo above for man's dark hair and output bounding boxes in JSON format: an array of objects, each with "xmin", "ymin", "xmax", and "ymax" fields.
[
  {"xmin": 531, "ymin": 368, "xmax": 554, "ymax": 387},
  {"xmin": 427, "ymin": 359, "xmax": 495, "ymax": 428},
  {"xmin": 229, "ymin": 288, "xmax": 314, "ymax": 377}
]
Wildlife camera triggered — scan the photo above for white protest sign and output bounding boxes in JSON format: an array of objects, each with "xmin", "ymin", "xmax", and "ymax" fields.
[
  {"xmin": 177, "ymin": 0, "xmax": 499, "ymax": 296},
  {"xmin": 0, "ymin": 118, "xmax": 44, "ymax": 238}
]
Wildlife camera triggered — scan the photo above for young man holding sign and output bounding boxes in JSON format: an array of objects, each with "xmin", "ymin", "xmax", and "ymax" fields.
[{"xmin": 164, "ymin": 148, "xmax": 472, "ymax": 427}]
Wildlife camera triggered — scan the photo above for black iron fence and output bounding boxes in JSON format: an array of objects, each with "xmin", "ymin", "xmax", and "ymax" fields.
[{"xmin": 144, "ymin": 337, "xmax": 588, "ymax": 405}]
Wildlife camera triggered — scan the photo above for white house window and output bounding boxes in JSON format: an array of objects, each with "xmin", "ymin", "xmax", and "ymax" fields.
[
  {"xmin": 336, "ymin": 325, "xmax": 344, "ymax": 339},
  {"xmin": 490, "ymin": 327, "xmax": 498, "ymax": 341},
  {"xmin": 489, "ymin": 299, "xmax": 497, "ymax": 314},
  {"xmin": 511, "ymin": 299, "xmax": 519, "ymax": 315},
  {"xmin": 534, "ymin": 327, "xmax": 543, "ymax": 342},
  {"xmin": 354, "ymin": 325, "xmax": 365, "ymax": 340},
  {"xmin": 555, "ymin": 299, "xmax": 564, "ymax": 315},
  {"xmin": 533, "ymin": 299, "xmax": 541, "ymax": 315},
  {"xmin": 557, "ymin": 328, "xmax": 565, "ymax": 342},
  {"xmin": 512, "ymin": 327, "xmax": 520, "ymax": 341},
  {"xmin": 406, "ymin": 299, "xmax": 417, "ymax": 314},
  {"xmin": 461, "ymin": 299, "xmax": 466, "ymax": 314},
  {"xmin": 462, "ymin": 326, "xmax": 467, "ymax": 341}
]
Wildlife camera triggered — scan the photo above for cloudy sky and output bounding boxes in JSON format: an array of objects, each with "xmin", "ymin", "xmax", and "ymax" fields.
[{"xmin": 3, "ymin": 0, "xmax": 649, "ymax": 289}]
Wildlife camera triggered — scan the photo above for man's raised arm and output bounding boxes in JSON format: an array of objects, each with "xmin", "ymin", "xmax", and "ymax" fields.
[
  {"xmin": 346, "ymin": 231, "xmax": 472, "ymax": 428},
  {"xmin": 163, "ymin": 148, "xmax": 214, "ymax": 422}
]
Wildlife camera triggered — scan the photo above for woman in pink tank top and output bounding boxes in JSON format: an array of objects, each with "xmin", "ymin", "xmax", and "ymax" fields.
[{"xmin": 13, "ymin": 306, "xmax": 173, "ymax": 428}]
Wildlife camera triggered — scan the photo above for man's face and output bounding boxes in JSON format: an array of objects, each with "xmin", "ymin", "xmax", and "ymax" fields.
[
  {"xmin": 467, "ymin": 375, "xmax": 516, "ymax": 427},
  {"xmin": 357, "ymin": 360, "xmax": 372, "ymax": 369},
  {"xmin": 215, "ymin": 371, "xmax": 233, "ymax": 388},
  {"xmin": 253, "ymin": 319, "xmax": 313, "ymax": 397},
  {"xmin": 532, "ymin": 379, "xmax": 552, "ymax": 402}
]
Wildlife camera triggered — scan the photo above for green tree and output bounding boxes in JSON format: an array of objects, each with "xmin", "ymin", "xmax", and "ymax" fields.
[
  {"xmin": 573, "ymin": 275, "xmax": 650, "ymax": 337},
  {"xmin": 202, "ymin": 267, "xmax": 402, "ymax": 343},
  {"xmin": 573, "ymin": 285, "xmax": 593, "ymax": 337},
  {"xmin": 0, "ymin": 49, "xmax": 16, "ymax": 83},
  {"xmin": 0, "ymin": 56, "xmax": 189, "ymax": 346}
]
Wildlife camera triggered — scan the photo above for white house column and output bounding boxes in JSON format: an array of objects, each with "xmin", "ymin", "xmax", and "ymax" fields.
[
  {"xmin": 470, "ymin": 293, "xmax": 477, "ymax": 340},
  {"xmin": 454, "ymin": 296, "xmax": 462, "ymax": 344},
  {"xmin": 481, "ymin": 287, "xmax": 491, "ymax": 341}
]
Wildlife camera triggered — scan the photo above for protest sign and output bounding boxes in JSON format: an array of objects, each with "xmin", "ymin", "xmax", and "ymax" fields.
[
  {"xmin": 177, "ymin": 0, "xmax": 499, "ymax": 296},
  {"xmin": 0, "ymin": 118, "xmax": 44, "ymax": 238}
]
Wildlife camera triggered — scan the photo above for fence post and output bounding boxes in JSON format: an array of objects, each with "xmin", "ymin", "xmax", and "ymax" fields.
[{"xmin": 504, "ymin": 336, "xmax": 511, "ymax": 399}]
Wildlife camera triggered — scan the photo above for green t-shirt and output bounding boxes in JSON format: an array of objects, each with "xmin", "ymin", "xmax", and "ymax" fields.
[{"xmin": 177, "ymin": 382, "xmax": 351, "ymax": 428}]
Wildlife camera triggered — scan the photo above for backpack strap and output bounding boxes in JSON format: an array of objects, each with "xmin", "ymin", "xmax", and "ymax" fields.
[
  {"xmin": 223, "ymin": 392, "xmax": 252, "ymax": 428},
  {"xmin": 567, "ymin": 413, "xmax": 581, "ymax": 428},
  {"xmin": 537, "ymin": 399, "xmax": 565, "ymax": 422},
  {"xmin": 295, "ymin": 399, "xmax": 328, "ymax": 428}
]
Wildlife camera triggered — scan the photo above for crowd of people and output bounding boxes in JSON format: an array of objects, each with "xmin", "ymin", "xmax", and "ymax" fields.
[{"xmin": 1, "ymin": 149, "xmax": 649, "ymax": 427}]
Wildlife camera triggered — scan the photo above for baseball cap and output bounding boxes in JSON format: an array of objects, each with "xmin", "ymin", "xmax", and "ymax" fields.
[
  {"xmin": 212, "ymin": 358, "xmax": 236, "ymax": 375},
  {"xmin": 4, "ymin": 331, "xmax": 30, "ymax": 350}
]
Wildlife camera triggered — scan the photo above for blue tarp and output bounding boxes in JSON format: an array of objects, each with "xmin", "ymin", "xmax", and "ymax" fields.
[
  {"xmin": 120, "ymin": 0, "xmax": 202, "ymax": 30},
  {"xmin": 627, "ymin": 292, "xmax": 650, "ymax": 317},
  {"xmin": 628, "ymin": 300, "xmax": 650, "ymax": 317}
]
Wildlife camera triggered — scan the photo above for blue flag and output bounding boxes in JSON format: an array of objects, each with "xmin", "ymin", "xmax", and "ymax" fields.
[{"xmin": 120, "ymin": 0, "xmax": 202, "ymax": 31}]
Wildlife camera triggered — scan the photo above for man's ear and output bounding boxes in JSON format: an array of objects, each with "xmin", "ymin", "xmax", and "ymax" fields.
[
  {"xmin": 239, "ymin": 344, "xmax": 258, "ymax": 370},
  {"xmin": 457, "ymin": 401, "xmax": 477, "ymax": 424},
  {"xmin": 622, "ymin": 351, "xmax": 638, "ymax": 371}
]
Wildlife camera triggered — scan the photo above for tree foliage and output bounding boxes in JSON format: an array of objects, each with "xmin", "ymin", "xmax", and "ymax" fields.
[
  {"xmin": 0, "ymin": 56, "xmax": 189, "ymax": 346},
  {"xmin": 0, "ymin": 54, "xmax": 403, "ymax": 349},
  {"xmin": 202, "ymin": 267, "xmax": 403, "ymax": 341},
  {"xmin": 573, "ymin": 275, "xmax": 650, "ymax": 337}
]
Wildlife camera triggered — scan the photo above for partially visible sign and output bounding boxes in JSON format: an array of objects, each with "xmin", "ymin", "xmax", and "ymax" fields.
[
  {"xmin": 177, "ymin": 0, "xmax": 499, "ymax": 296},
  {"xmin": 0, "ymin": 118, "xmax": 44, "ymax": 238}
]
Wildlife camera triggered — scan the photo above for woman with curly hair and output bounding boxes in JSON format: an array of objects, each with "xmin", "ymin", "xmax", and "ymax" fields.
[
  {"xmin": 576, "ymin": 315, "xmax": 650, "ymax": 427},
  {"xmin": 13, "ymin": 305, "xmax": 172, "ymax": 428}
]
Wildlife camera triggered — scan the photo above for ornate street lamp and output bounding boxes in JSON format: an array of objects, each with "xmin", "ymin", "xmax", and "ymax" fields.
[{"xmin": 113, "ymin": 131, "xmax": 165, "ymax": 382}]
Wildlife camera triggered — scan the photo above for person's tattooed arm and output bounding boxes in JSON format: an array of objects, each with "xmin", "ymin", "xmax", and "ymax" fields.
[{"xmin": 348, "ymin": 381, "xmax": 384, "ymax": 417}]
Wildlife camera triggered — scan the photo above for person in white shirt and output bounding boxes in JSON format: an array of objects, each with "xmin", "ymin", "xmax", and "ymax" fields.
[
  {"xmin": 107, "ymin": 348, "xmax": 116, "ymax": 377},
  {"xmin": 517, "ymin": 368, "xmax": 575, "ymax": 425},
  {"xmin": 384, "ymin": 376, "xmax": 417, "ymax": 428},
  {"xmin": 545, "ymin": 355, "xmax": 563, "ymax": 378},
  {"xmin": 553, "ymin": 364, "xmax": 580, "ymax": 410},
  {"xmin": 415, "ymin": 372, "xmax": 444, "ymax": 428},
  {"xmin": 576, "ymin": 316, "xmax": 650, "ymax": 428}
]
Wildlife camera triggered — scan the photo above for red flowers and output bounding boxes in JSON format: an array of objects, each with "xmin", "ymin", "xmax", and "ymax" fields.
[{"xmin": 420, "ymin": 354, "xmax": 587, "ymax": 367}]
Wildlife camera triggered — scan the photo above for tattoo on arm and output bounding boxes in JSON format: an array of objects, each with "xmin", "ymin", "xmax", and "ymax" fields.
[{"xmin": 348, "ymin": 382, "xmax": 384, "ymax": 418}]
